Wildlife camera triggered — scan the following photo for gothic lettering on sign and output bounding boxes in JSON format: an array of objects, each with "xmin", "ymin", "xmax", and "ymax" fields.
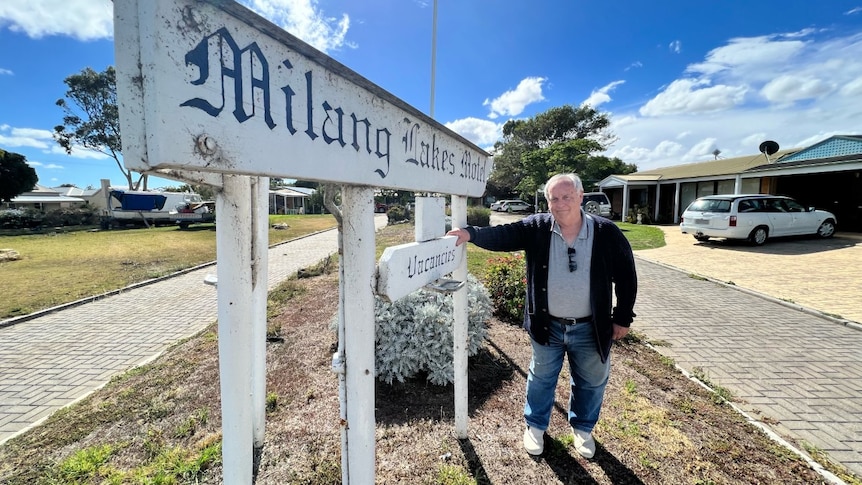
[
  {"xmin": 181, "ymin": 27, "xmax": 276, "ymax": 129},
  {"xmin": 401, "ymin": 118, "xmax": 455, "ymax": 175},
  {"xmin": 179, "ymin": 26, "xmax": 485, "ymax": 185},
  {"xmin": 406, "ymin": 248, "xmax": 457, "ymax": 278},
  {"xmin": 179, "ymin": 27, "xmax": 390, "ymax": 177}
]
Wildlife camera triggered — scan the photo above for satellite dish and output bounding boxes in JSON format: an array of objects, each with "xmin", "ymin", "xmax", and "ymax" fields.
[
  {"xmin": 712, "ymin": 148, "xmax": 721, "ymax": 159},
  {"xmin": 759, "ymin": 140, "xmax": 780, "ymax": 156}
]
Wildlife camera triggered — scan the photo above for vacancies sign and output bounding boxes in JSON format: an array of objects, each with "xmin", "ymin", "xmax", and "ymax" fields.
[
  {"xmin": 376, "ymin": 236, "xmax": 463, "ymax": 302},
  {"xmin": 115, "ymin": 0, "xmax": 492, "ymax": 196}
]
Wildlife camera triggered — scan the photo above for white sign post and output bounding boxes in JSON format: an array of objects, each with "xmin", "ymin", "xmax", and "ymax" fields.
[
  {"xmin": 450, "ymin": 196, "xmax": 469, "ymax": 438},
  {"xmin": 113, "ymin": 0, "xmax": 492, "ymax": 482}
]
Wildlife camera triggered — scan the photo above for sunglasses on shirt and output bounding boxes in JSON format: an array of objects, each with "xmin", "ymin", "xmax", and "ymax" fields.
[{"xmin": 567, "ymin": 247, "xmax": 577, "ymax": 272}]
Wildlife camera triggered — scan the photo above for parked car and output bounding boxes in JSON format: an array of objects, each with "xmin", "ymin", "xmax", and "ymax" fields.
[
  {"xmin": 375, "ymin": 202, "xmax": 389, "ymax": 213},
  {"xmin": 680, "ymin": 194, "xmax": 837, "ymax": 245},
  {"xmin": 490, "ymin": 199, "xmax": 517, "ymax": 211},
  {"xmin": 499, "ymin": 199, "xmax": 532, "ymax": 213},
  {"xmin": 581, "ymin": 192, "xmax": 612, "ymax": 217}
]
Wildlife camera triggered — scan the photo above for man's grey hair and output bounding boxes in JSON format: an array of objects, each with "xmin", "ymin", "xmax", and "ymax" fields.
[{"xmin": 543, "ymin": 173, "xmax": 584, "ymax": 199}]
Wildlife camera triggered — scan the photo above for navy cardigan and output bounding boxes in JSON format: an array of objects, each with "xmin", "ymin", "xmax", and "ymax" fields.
[{"xmin": 465, "ymin": 213, "xmax": 637, "ymax": 362}]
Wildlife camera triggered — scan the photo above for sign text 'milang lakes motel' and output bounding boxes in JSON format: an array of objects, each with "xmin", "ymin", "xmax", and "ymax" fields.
[{"xmin": 125, "ymin": 10, "xmax": 491, "ymax": 197}]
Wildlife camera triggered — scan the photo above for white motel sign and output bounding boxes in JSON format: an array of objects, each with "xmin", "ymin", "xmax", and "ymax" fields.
[
  {"xmin": 113, "ymin": 0, "xmax": 491, "ymax": 483},
  {"xmin": 114, "ymin": 0, "xmax": 489, "ymax": 196}
]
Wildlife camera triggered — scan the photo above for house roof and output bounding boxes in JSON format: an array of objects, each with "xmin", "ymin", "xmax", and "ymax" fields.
[
  {"xmin": 637, "ymin": 148, "xmax": 799, "ymax": 179},
  {"xmin": 53, "ymin": 186, "xmax": 99, "ymax": 197},
  {"xmin": 6, "ymin": 185, "xmax": 85, "ymax": 204},
  {"xmin": 9, "ymin": 195, "xmax": 86, "ymax": 204},
  {"xmin": 288, "ymin": 186, "xmax": 316, "ymax": 196},
  {"xmin": 600, "ymin": 135, "xmax": 862, "ymax": 189},
  {"xmin": 777, "ymin": 135, "xmax": 862, "ymax": 162},
  {"xmin": 270, "ymin": 187, "xmax": 311, "ymax": 198},
  {"xmin": 598, "ymin": 147, "xmax": 800, "ymax": 188}
]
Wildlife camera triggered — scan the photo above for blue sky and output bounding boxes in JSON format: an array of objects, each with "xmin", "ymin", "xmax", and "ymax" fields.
[{"xmin": 1, "ymin": 0, "xmax": 861, "ymax": 189}]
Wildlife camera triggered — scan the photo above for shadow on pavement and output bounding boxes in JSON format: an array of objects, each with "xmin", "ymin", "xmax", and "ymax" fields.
[{"xmin": 690, "ymin": 234, "xmax": 859, "ymax": 255}]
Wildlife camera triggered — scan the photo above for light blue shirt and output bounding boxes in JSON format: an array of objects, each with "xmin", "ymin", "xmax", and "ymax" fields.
[{"xmin": 547, "ymin": 212, "xmax": 594, "ymax": 319}]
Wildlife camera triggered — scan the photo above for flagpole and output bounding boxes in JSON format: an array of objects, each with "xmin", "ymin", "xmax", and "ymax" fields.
[{"xmin": 430, "ymin": 0, "xmax": 438, "ymax": 117}]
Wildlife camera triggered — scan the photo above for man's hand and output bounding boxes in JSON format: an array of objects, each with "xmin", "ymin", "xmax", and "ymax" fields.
[
  {"xmin": 612, "ymin": 324, "xmax": 630, "ymax": 341},
  {"xmin": 446, "ymin": 228, "xmax": 471, "ymax": 246}
]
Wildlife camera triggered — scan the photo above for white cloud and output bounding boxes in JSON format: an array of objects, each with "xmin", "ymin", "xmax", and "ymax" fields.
[
  {"xmin": 483, "ymin": 77, "xmax": 547, "ymax": 119},
  {"xmin": 612, "ymin": 115, "xmax": 638, "ymax": 128},
  {"xmin": 243, "ymin": 0, "xmax": 352, "ymax": 53},
  {"xmin": 445, "ymin": 117, "xmax": 502, "ymax": 148},
  {"xmin": 639, "ymin": 78, "xmax": 748, "ymax": 116},
  {"xmin": 0, "ymin": 125, "xmax": 113, "ymax": 160},
  {"xmin": 625, "ymin": 61, "xmax": 643, "ymax": 72},
  {"xmin": 760, "ymin": 75, "xmax": 834, "ymax": 104},
  {"xmin": 840, "ymin": 77, "xmax": 862, "ymax": 96},
  {"xmin": 0, "ymin": 125, "xmax": 53, "ymax": 149},
  {"xmin": 0, "ymin": 0, "xmax": 351, "ymax": 52},
  {"xmin": 25, "ymin": 159, "xmax": 64, "ymax": 175},
  {"xmin": 48, "ymin": 145, "xmax": 110, "ymax": 160},
  {"xmin": 686, "ymin": 32, "xmax": 810, "ymax": 77},
  {"xmin": 684, "ymin": 137, "xmax": 719, "ymax": 159},
  {"xmin": 846, "ymin": 7, "xmax": 862, "ymax": 15},
  {"xmin": 654, "ymin": 140, "xmax": 684, "ymax": 157},
  {"xmin": 741, "ymin": 133, "xmax": 768, "ymax": 149},
  {"xmin": 669, "ymin": 40, "xmax": 682, "ymax": 54},
  {"xmin": 0, "ymin": 0, "xmax": 113, "ymax": 40},
  {"xmin": 0, "ymin": 68, "xmax": 12, "ymax": 75},
  {"xmin": 582, "ymin": 80, "xmax": 625, "ymax": 109}
]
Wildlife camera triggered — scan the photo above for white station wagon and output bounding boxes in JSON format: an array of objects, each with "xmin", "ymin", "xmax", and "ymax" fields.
[{"xmin": 680, "ymin": 194, "xmax": 837, "ymax": 245}]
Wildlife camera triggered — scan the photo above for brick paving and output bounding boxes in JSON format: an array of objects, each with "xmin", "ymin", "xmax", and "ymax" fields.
[
  {"xmin": 1, "ymin": 216, "xmax": 861, "ymax": 479},
  {"xmin": 634, "ymin": 227, "xmax": 862, "ymax": 478}
]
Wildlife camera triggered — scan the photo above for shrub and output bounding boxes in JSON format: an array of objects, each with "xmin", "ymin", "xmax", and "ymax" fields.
[
  {"xmin": 386, "ymin": 204, "xmax": 411, "ymax": 224},
  {"xmin": 370, "ymin": 274, "xmax": 492, "ymax": 385},
  {"xmin": 0, "ymin": 206, "xmax": 100, "ymax": 229},
  {"xmin": 0, "ymin": 209, "xmax": 41, "ymax": 229},
  {"xmin": 482, "ymin": 253, "xmax": 526, "ymax": 324},
  {"xmin": 466, "ymin": 206, "xmax": 490, "ymax": 227},
  {"xmin": 41, "ymin": 205, "xmax": 100, "ymax": 227}
]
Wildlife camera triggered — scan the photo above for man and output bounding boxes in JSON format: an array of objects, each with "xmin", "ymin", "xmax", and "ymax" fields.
[{"xmin": 447, "ymin": 173, "xmax": 637, "ymax": 458}]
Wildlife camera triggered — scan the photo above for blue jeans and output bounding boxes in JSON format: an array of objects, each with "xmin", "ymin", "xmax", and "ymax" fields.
[{"xmin": 524, "ymin": 319, "xmax": 610, "ymax": 433}]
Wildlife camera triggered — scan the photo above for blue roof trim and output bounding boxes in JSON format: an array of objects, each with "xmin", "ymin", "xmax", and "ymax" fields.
[{"xmin": 780, "ymin": 135, "xmax": 862, "ymax": 162}]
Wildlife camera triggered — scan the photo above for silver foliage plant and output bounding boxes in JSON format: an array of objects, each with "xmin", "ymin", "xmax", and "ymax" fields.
[{"xmin": 374, "ymin": 274, "xmax": 492, "ymax": 386}]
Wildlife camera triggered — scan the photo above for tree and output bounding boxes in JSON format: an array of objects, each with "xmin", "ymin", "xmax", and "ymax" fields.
[
  {"xmin": 0, "ymin": 149, "xmax": 38, "ymax": 202},
  {"xmin": 490, "ymin": 105, "xmax": 636, "ymax": 197},
  {"xmin": 53, "ymin": 66, "xmax": 148, "ymax": 190}
]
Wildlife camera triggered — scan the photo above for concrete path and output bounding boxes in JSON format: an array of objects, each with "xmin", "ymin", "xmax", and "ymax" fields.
[{"xmin": 2, "ymin": 215, "xmax": 861, "ymax": 479}]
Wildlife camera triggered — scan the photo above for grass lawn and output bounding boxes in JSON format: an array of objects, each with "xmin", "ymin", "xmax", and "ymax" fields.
[{"xmin": 0, "ymin": 215, "xmax": 336, "ymax": 319}]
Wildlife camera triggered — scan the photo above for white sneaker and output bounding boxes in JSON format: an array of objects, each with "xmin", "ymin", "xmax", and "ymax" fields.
[
  {"xmin": 523, "ymin": 426, "xmax": 544, "ymax": 455},
  {"xmin": 572, "ymin": 428, "xmax": 596, "ymax": 459}
]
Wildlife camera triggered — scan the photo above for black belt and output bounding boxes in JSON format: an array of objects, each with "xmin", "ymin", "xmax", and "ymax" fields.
[{"xmin": 554, "ymin": 315, "xmax": 592, "ymax": 325}]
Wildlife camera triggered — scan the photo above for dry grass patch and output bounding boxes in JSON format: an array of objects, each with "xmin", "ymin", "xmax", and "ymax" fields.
[{"xmin": 0, "ymin": 215, "xmax": 335, "ymax": 318}]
